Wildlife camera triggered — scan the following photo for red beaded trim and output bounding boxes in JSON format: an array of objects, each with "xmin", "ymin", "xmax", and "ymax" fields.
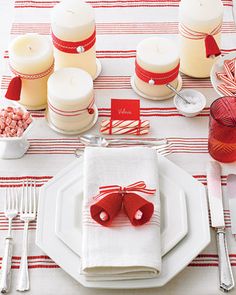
[
  {"xmin": 51, "ymin": 30, "xmax": 96, "ymax": 54},
  {"xmin": 10, "ymin": 62, "xmax": 54, "ymax": 80},
  {"xmin": 135, "ymin": 59, "xmax": 180, "ymax": 85}
]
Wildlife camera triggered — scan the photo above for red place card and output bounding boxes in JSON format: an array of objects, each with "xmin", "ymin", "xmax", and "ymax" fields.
[{"xmin": 111, "ymin": 99, "xmax": 140, "ymax": 121}]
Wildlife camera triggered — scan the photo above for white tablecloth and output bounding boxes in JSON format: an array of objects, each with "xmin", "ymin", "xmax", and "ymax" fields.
[{"xmin": 0, "ymin": 0, "xmax": 236, "ymax": 294}]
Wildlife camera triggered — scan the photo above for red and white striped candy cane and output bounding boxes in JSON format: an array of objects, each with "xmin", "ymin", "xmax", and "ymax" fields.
[
  {"xmin": 224, "ymin": 60, "xmax": 234, "ymax": 81},
  {"xmin": 217, "ymin": 84, "xmax": 234, "ymax": 96},
  {"xmin": 101, "ymin": 119, "xmax": 150, "ymax": 129},
  {"xmin": 100, "ymin": 126, "xmax": 149, "ymax": 135},
  {"xmin": 100, "ymin": 119, "xmax": 150, "ymax": 135}
]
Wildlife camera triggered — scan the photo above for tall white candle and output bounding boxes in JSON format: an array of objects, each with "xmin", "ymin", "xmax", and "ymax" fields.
[
  {"xmin": 47, "ymin": 68, "xmax": 96, "ymax": 133},
  {"xmin": 8, "ymin": 34, "xmax": 54, "ymax": 109},
  {"xmin": 51, "ymin": 0, "xmax": 97, "ymax": 79},
  {"xmin": 179, "ymin": 0, "xmax": 223, "ymax": 78},
  {"xmin": 134, "ymin": 37, "xmax": 180, "ymax": 100}
]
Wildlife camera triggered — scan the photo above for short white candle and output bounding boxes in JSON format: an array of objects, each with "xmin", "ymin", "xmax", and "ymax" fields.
[
  {"xmin": 51, "ymin": 0, "xmax": 97, "ymax": 79},
  {"xmin": 134, "ymin": 37, "xmax": 180, "ymax": 99},
  {"xmin": 47, "ymin": 67, "xmax": 95, "ymax": 133},
  {"xmin": 179, "ymin": 0, "xmax": 223, "ymax": 78},
  {"xmin": 9, "ymin": 34, "xmax": 54, "ymax": 109}
]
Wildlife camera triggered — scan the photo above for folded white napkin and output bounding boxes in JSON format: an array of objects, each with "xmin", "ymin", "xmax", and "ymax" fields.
[{"xmin": 81, "ymin": 147, "xmax": 161, "ymax": 281}]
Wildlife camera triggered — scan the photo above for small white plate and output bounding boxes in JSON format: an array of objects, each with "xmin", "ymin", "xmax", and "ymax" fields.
[
  {"xmin": 210, "ymin": 51, "xmax": 236, "ymax": 96},
  {"xmin": 36, "ymin": 155, "xmax": 210, "ymax": 289},
  {"xmin": 55, "ymin": 163, "xmax": 187, "ymax": 257},
  {"xmin": 130, "ymin": 75, "xmax": 183, "ymax": 101},
  {"xmin": 45, "ymin": 105, "xmax": 98, "ymax": 135},
  {"xmin": 94, "ymin": 58, "xmax": 102, "ymax": 80}
]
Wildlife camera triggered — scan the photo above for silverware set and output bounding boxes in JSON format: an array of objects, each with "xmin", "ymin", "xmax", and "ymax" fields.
[
  {"xmin": 0, "ymin": 181, "xmax": 37, "ymax": 293},
  {"xmin": 207, "ymin": 161, "xmax": 235, "ymax": 293},
  {"xmin": 75, "ymin": 135, "xmax": 171, "ymax": 157}
]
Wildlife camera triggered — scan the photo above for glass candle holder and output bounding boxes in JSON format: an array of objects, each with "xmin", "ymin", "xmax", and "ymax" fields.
[{"xmin": 208, "ymin": 96, "xmax": 236, "ymax": 163}]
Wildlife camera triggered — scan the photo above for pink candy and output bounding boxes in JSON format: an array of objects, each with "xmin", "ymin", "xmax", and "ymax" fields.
[{"xmin": 0, "ymin": 107, "xmax": 32, "ymax": 138}]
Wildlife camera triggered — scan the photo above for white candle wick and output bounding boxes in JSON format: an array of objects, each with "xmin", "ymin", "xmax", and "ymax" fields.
[{"xmin": 135, "ymin": 210, "xmax": 143, "ymax": 220}]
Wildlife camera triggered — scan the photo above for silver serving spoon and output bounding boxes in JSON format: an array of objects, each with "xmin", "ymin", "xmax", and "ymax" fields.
[{"xmin": 166, "ymin": 84, "xmax": 192, "ymax": 104}]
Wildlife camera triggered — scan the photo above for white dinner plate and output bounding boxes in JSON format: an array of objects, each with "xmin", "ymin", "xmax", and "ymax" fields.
[
  {"xmin": 54, "ymin": 162, "xmax": 188, "ymax": 257},
  {"xmin": 210, "ymin": 51, "xmax": 236, "ymax": 96},
  {"xmin": 36, "ymin": 155, "xmax": 210, "ymax": 289}
]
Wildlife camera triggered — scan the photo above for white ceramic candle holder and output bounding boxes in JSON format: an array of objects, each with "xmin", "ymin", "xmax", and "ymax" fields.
[{"xmin": 0, "ymin": 99, "xmax": 33, "ymax": 159}]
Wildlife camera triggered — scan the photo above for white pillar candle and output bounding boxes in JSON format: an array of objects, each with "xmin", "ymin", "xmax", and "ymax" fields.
[
  {"xmin": 179, "ymin": 0, "xmax": 223, "ymax": 78},
  {"xmin": 51, "ymin": 0, "xmax": 97, "ymax": 79},
  {"xmin": 134, "ymin": 37, "xmax": 180, "ymax": 100},
  {"xmin": 8, "ymin": 34, "xmax": 54, "ymax": 109},
  {"xmin": 47, "ymin": 67, "xmax": 96, "ymax": 134}
]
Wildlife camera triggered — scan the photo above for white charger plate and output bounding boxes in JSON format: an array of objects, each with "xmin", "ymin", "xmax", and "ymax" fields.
[
  {"xmin": 210, "ymin": 51, "xmax": 236, "ymax": 96},
  {"xmin": 54, "ymin": 164, "xmax": 187, "ymax": 257},
  {"xmin": 36, "ymin": 155, "xmax": 210, "ymax": 289}
]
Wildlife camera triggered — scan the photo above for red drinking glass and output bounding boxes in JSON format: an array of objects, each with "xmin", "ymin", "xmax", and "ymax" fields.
[{"xmin": 208, "ymin": 96, "xmax": 236, "ymax": 163}]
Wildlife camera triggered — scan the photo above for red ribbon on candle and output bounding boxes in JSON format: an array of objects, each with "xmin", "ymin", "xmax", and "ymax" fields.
[
  {"xmin": 90, "ymin": 181, "xmax": 156, "ymax": 227},
  {"xmin": 51, "ymin": 30, "xmax": 96, "ymax": 54},
  {"xmin": 179, "ymin": 23, "xmax": 222, "ymax": 58},
  {"xmin": 135, "ymin": 60, "xmax": 180, "ymax": 85},
  {"xmin": 5, "ymin": 62, "xmax": 54, "ymax": 101}
]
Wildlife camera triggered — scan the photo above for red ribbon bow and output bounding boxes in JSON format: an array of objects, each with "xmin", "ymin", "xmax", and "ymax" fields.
[
  {"xmin": 90, "ymin": 181, "xmax": 156, "ymax": 227},
  {"xmin": 179, "ymin": 23, "xmax": 221, "ymax": 58}
]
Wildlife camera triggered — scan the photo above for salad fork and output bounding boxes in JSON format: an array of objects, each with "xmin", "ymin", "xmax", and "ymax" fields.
[
  {"xmin": 0, "ymin": 187, "xmax": 18, "ymax": 293},
  {"xmin": 17, "ymin": 181, "xmax": 37, "ymax": 292}
]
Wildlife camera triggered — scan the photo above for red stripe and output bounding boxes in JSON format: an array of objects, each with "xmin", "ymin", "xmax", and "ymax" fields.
[
  {"xmin": 10, "ymin": 22, "xmax": 236, "ymax": 35},
  {"xmin": 14, "ymin": 0, "xmax": 232, "ymax": 8}
]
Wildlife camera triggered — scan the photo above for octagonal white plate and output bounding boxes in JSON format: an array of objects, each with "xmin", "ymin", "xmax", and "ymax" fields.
[
  {"xmin": 54, "ymin": 162, "xmax": 187, "ymax": 257},
  {"xmin": 36, "ymin": 155, "xmax": 210, "ymax": 289}
]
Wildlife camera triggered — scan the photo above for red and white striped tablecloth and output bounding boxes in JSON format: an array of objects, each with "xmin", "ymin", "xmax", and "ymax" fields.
[{"xmin": 0, "ymin": 0, "xmax": 236, "ymax": 294}]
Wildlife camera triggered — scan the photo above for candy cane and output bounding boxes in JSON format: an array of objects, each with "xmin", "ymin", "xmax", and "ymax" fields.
[
  {"xmin": 217, "ymin": 84, "xmax": 234, "ymax": 96},
  {"xmin": 100, "ymin": 125, "xmax": 149, "ymax": 135},
  {"xmin": 219, "ymin": 74, "xmax": 236, "ymax": 88},
  {"xmin": 224, "ymin": 60, "xmax": 234, "ymax": 80},
  {"xmin": 224, "ymin": 85, "xmax": 236, "ymax": 93},
  {"xmin": 101, "ymin": 120, "xmax": 150, "ymax": 129}
]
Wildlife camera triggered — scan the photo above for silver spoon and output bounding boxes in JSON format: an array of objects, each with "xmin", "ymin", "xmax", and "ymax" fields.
[
  {"xmin": 166, "ymin": 84, "xmax": 192, "ymax": 104},
  {"xmin": 75, "ymin": 135, "xmax": 168, "ymax": 157},
  {"xmin": 80, "ymin": 135, "xmax": 167, "ymax": 146}
]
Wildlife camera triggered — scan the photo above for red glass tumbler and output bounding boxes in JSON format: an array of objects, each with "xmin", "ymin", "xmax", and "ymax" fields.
[{"xmin": 208, "ymin": 96, "xmax": 236, "ymax": 163}]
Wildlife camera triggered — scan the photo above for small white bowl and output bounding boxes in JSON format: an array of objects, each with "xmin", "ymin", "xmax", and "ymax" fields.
[
  {"xmin": 173, "ymin": 89, "xmax": 206, "ymax": 117},
  {"xmin": 0, "ymin": 99, "xmax": 33, "ymax": 159}
]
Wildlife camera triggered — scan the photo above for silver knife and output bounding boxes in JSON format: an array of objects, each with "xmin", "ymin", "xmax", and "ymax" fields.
[
  {"xmin": 227, "ymin": 174, "xmax": 236, "ymax": 238},
  {"xmin": 207, "ymin": 161, "xmax": 234, "ymax": 292}
]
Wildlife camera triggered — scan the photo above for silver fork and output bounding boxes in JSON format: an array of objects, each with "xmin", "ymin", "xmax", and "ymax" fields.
[
  {"xmin": 0, "ymin": 187, "xmax": 18, "ymax": 293},
  {"xmin": 17, "ymin": 180, "xmax": 37, "ymax": 292}
]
